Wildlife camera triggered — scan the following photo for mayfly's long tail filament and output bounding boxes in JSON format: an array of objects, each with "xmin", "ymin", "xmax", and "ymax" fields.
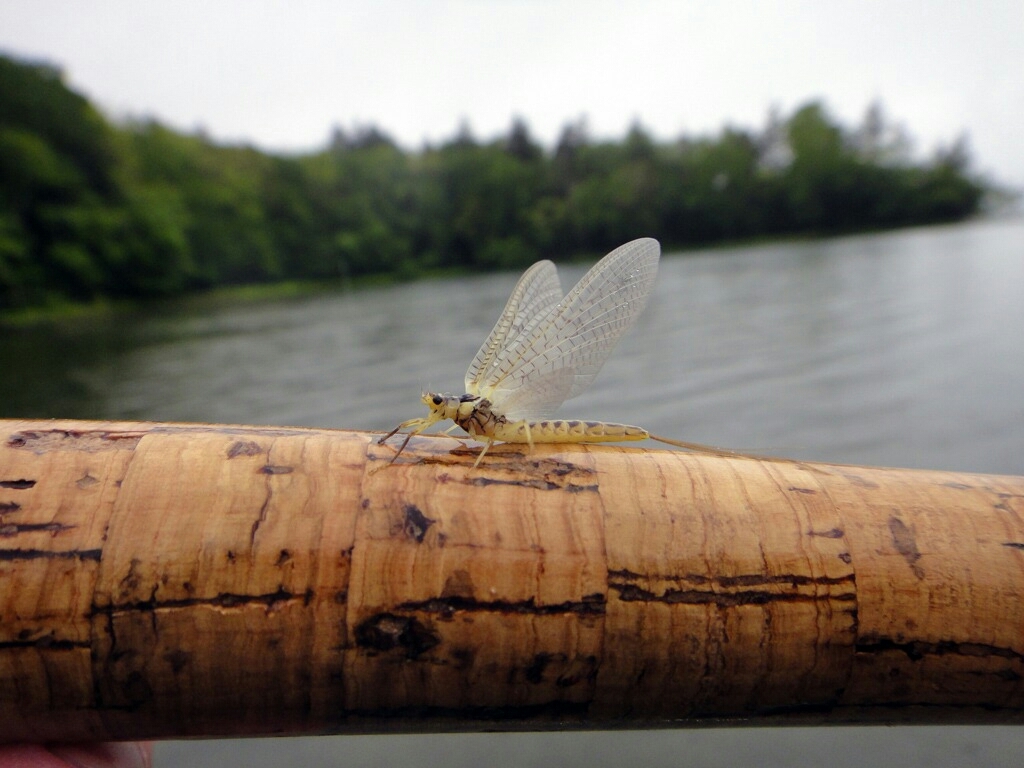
[
  {"xmin": 647, "ymin": 434, "xmax": 746, "ymax": 457},
  {"xmin": 649, "ymin": 434, "xmax": 797, "ymax": 463}
]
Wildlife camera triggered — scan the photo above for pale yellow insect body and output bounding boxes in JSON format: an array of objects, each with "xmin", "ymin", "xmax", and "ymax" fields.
[{"xmin": 381, "ymin": 238, "xmax": 660, "ymax": 466}]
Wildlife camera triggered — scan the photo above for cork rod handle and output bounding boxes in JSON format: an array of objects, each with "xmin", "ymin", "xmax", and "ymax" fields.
[{"xmin": 1, "ymin": 419, "xmax": 1022, "ymax": 740}]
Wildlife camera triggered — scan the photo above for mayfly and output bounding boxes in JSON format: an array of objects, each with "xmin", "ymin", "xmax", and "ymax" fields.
[{"xmin": 380, "ymin": 238, "xmax": 732, "ymax": 467}]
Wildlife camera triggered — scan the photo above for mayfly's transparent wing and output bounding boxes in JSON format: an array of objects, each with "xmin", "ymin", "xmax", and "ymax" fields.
[
  {"xmin": 478, "ymin": 238, "xmax": 660, "ymax": 421},
  {"xmin": 464, "ymin": 259, "xmax": 563, "ymax": 396}
]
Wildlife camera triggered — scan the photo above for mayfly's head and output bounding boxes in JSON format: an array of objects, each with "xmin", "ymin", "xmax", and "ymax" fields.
[{"xmin": 421, "ymin": 392, "xmax": 479, "ymax": 421}]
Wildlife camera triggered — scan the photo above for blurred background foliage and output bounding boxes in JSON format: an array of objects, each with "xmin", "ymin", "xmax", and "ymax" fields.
[{"xmin": 0, "ymin": 53, "xmax": 986, "ymax": 311}]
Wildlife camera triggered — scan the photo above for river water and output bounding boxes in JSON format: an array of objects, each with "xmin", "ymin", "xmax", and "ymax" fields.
[
  {"xmin": 3, "ymin": 217, "xmax": 1022, "ymax": 475},
  {"xmin": 2, "ymin": 218, "xmax": 1023, "ymax": 766}
]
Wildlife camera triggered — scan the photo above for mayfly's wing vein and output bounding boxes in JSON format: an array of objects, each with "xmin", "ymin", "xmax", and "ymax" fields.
[
  {"xmin": 482, "ymin": 238, "xmax": 661, "ymax": 421},
  {"xmin": 464, "ymin": 260, "xmax": 563, "ymax": 397}
]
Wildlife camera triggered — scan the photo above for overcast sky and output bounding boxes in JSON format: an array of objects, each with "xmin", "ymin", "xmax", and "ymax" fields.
[{"xmin": 1, "ymin": 0, "xmax": 1022, "ymax": 186}]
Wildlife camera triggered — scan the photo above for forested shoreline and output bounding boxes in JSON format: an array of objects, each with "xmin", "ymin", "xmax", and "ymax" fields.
[{"xmin": 0, "ymin": 53, "xmax": 986, "ymax": 312}]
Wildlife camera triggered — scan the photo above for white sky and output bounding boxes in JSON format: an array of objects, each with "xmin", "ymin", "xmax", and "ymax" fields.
[{"xmin": 1, "ymin": 0, "xmax": 1022, "ymax": 186}]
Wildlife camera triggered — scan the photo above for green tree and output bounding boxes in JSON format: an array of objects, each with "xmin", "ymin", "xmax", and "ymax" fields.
[{"xmin": 0, "ymin": 51, "xmax": 990, "ymax": 313}]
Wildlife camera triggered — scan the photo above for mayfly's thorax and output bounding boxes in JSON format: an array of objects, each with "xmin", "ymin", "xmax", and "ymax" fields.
[
  {"xmin": 453, "ymin": 397, "xmax": 504, "ymax": 438},
  {"xmin": 421, "ymin": 392, "xmax": 504, "ymax": 438}
]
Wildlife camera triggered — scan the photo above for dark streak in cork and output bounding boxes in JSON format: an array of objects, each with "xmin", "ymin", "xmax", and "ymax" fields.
[
  {"xmin": 0, "ymin": 637, "xmax": 91, "ymax": 651},
  {"xmin": 471, "ymin": 477, "xmax": 559, "ymax": 491},
  {"xmin": 402, "ymin": 505, "xmax": 435, "ymax": 543},
  {"xmin": 259, "ymin": 465, "xmax": 294, "ymax": 475},
  {"xmin": 354, "ymin": 613, "xmax": 440, "ymax": 658},
  {"xmin": 609, "ymin": 582, "xmax": 856, "ymax": 607},
  {"xmin": 607, "ymin": 569, "xmax": 855, "ymax": 589},
  {"xmin": 0, "ymin": 548, "xmax": 101, "ymax": 561},
  {"xmin": 809, "ymin": 528, "xmax": 845, "ymax": 538},
  {"xmin": 227, "ymin": 440, "xmax": 263, "ymax": 458},
  {"xmin": 888, "ymin": 516, "xmax": 924, "ymax": 579},
  {"xmin": 6, "ymin": 429, "xmax": 142, "ymax": 452},
  {"xmin": 0, "ymin": 521, "xmax": 75, "ymax": 537},
  {"xmin": 469, "ymin": 476, "xmax": 598, "ymax": 494},
  {"xmin": 250, "ymin": 488, "xmax": 273, "ymax": 545},
  {"xmin": 857, "ymin": 636, "xmax": 1024, "ymax": 663},
  {"xmin": 525, "ymin": 653, "xmax": 554, "ymax": 683},
  {"xmin": 0, "ymin": 480, "xmax": 35, "ymax": 490},
  {"xmin": 164, "ymin": 649, "xmax": 193, "ymax": 674},
  {"xmin": 715, "ymin": 573, "xmax": 854, "ymax": 588},
  {"xmin": 398, "ymin": 594, "xmax": 606, "ymax": 618},
  {"xmin": 995, "ymin": 493, "xmax": 1024, "ymax": 514},
  {"xmin": 94, "ymin": 586, "xmax": 313, "ymax": 616}
]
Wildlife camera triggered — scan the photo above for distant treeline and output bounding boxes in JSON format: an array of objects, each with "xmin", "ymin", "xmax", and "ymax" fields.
[{"xmin": 0, "ymin": 53, "xmax": 985, "ymax": 310}]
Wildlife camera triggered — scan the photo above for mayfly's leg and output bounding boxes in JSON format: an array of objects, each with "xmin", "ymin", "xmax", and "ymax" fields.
[
  {"xmin": 390, "ymin": 431, "xmax": 418, "ymax": 463},
  {"xmin": 521, "ymin": 420, "xmax": 534, "ymax": 451},
  {"xmin": 379, "ymin": 418, "xmax": 419, "ymax": 445},
  {"xmin": 471, "ymin": 437, "xmax": 494, "ymax": 469},
  {"xmin": 379, "ymin": 416, "xmax": 435, "ymax": 463}
]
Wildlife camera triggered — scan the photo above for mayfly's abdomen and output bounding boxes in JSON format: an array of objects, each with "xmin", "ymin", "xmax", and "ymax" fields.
[{"xmin": 494, "ymin": 419, "xmax": 649, "ymax": 444}]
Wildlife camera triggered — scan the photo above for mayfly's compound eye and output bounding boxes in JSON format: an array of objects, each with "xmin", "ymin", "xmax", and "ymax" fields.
[{"xmin": 432, "ymin": 394, "xmax": 443, "ymax": 405}]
